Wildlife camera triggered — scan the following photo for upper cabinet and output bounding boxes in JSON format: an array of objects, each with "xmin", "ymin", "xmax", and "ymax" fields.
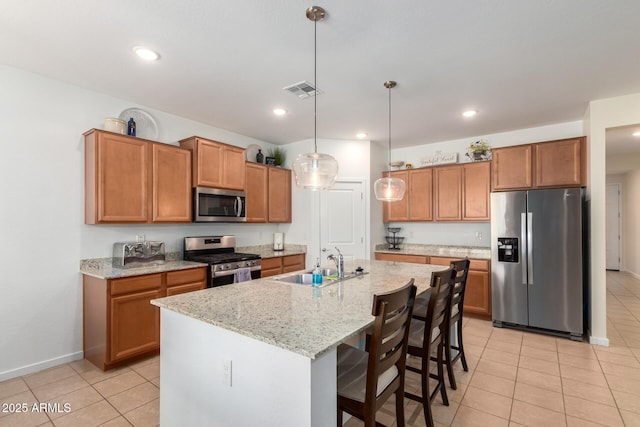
[
  {"xmin": 491, "ymin": 137, "xmax": 585, "ymax": 191},
  {"xmin": 179, "ymin": 137, "xmax": 246, "ymax": 190},
  {"xmin": 462, "ymin": 162, "xmax": 491, "ymax": 221},
  {"xmin": 84, "ymin": 130, "xmax": 191, "ymax": 224},
  {"xmin": 383, "ymin": 169, "xmax": 433, "ymax": 222},
  {"xmin": 433, "ymin": 165, "xmax": 462, "ymax": 221},
  {"xmin": 245, "ymin": 162, "xmax": 292, "ymax": 223}
]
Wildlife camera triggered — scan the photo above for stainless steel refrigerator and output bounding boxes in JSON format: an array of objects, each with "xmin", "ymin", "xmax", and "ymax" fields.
[{"xmin": 490, "ymin": 188, "xmax": 586, "ymax": 340}]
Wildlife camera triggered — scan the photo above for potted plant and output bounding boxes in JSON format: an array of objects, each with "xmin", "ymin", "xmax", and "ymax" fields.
[
  {"xmin": 466, "ymin": 139, "xmax": 491, "ymax": 161},
  {"xmin": 267, "ymin": 147, "xmax": 287, "ymax": 167}
]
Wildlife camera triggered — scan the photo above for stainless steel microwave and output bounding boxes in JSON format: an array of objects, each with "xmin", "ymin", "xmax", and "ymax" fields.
[{"xmin": 193, "ymin": 187, "xmax": 246, "ymax": 222}]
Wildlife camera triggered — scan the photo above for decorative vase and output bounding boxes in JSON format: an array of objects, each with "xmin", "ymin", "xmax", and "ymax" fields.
[
  {"xmin": 473, "ymin": 151, "xmax": 485, "ymax": 161},
  {"xmin": 256, "ymin": 149, "xmax": 264, "ymax": 163}
]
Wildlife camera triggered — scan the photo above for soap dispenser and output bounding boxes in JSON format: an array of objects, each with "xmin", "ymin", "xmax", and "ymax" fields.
[{"xmin": 312, "ymin": 258, "xmax": 322, "ymax": 286}]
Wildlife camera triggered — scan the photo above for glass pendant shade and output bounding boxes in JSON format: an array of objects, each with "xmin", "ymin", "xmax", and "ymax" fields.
[
  {"xmin": 374, "ymin": 176, "xmax": 406, "ymax": 201},
  {"xmin": 292, "ymin": 152, "xmax": 339, "ymax": 190}
]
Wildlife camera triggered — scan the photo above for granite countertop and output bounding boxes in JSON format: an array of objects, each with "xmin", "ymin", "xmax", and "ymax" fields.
[
  {"xmin": 375, "ymin": 243, "xmax": 490, "ymax": 260},
  {"xmin": 80, "ymin": 253, "xmax": 208, "ymax": 279},
  {"xmin": 237, "ymin": 244, "xmax": 306, "ymax": 259},
  {"xmin": 151, "ymin": 259, "xmax": 446, "ymax": 359}
]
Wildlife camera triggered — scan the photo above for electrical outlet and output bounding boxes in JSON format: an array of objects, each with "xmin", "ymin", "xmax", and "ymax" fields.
[
  {"xmin": 475, "ymin": 231, "xmax": 483, "ymax": 240},
  {"xmin": 222, "ymin": 360, "xmax": 232, "ymax": 386}
]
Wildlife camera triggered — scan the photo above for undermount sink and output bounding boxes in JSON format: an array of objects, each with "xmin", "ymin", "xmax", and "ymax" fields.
[{"xmin": 273, "ymin": 268, "xmax": 368, "ymax": 287}]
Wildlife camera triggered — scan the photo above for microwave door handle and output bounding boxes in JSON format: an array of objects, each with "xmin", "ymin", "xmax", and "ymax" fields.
[{"xmin": 235, "ymin": 197, "xmax": 243, "ymax": 217}]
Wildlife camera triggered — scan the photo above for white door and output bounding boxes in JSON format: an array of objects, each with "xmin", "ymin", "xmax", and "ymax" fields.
[
  {"xmin": 606, "ymin": 183, "xmax": 621, "ymax": 270},
  {"xmin": 320, "ymin": 181, "xmax": 366, "ymax": 265}
]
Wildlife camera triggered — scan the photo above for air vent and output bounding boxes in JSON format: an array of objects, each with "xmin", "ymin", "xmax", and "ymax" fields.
[{"xmin": 283, "ymin": 80, "xmax": 322, "ymax": 98}]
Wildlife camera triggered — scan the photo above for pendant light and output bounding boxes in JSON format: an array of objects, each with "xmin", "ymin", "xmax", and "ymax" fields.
[
  {"xmin": 292, "ymin": 6, "xmax": 339, "ymax": 190},
  {"xmin": 374, "ymin": 81, "xmax": 406, "ymax": 201}
]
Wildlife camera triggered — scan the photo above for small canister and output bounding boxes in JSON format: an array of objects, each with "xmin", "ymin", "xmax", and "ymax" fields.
[{"xmin": 104, "ymin": 118, "xmax": 126, "ymax": 135}]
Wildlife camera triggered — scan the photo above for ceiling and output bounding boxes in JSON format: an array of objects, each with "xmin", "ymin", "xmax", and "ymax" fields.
[{"xmin": 2, "ymin": 1, "xmax": 640, "ymax": 150}]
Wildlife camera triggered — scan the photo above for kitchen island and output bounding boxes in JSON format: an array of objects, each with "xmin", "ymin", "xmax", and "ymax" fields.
[{"xmin": 151, "ymin": 259, "xmax": 447, "ymax": 427}]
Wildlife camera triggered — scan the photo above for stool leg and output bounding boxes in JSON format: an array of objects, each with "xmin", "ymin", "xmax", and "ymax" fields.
[
  {"xmin": 457, "ymin": 317, "xmax": 468, "ymax": 371},
  {"xmin": 437, "ymin": 341, "xmax": 449, "ymax": 406},
  {"xmin": 396, "ymin": 389, "xmax": 405, "ymax": 427},
  {"xmin": 444, "ymin": 323, "xmax": 457, "ymax": 390}
]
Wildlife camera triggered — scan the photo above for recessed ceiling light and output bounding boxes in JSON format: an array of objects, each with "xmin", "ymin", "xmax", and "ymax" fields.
[
  {"xmin": 633, "ymin": 131, "xmax": 640, "ymax": 137},
  {"xmin": 462, "ymin": 109, "xmax": 478, "ymax": 118},
  {"xmin": 133, "ymin": 46, "xmax": 160, "ymax": 61},
  {"xmin": 356, "ymin": 132, "xmax": 367, "ymax": 139},
  {"xmin": 273, "ymin": 108, "xmax": 287, "ymax": 116}
]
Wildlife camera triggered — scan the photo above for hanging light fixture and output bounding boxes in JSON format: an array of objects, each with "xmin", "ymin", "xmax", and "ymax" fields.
[
  {"xmin": 292, "ymin": 6, "xmax": 339, "ymax": 190},
  {"xmin": 374, "ymin": 81, "xmax": 406, "ymax": 201}
]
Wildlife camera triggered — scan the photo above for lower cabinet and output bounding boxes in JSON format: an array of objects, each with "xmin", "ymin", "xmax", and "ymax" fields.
[
  {"xmin": 83, "ymin": 267, "xmax": 207, "ymax": 370},
  {"xmin": 261, "ymin": 254, "xmax": 306, "ymax": 277},
  {"xmin": 429, "ymin": 257, "xmax": 491, "ymax": 317},
  {"xmin": 374, "ymin": 252, "xmax": 429, "ymax": 264}
]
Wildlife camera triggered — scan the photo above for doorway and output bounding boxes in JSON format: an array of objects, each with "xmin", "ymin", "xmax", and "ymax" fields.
[
  {"xmin": 319, "ymin": 180, "xmax": 366, "ymax": 264},
  {"xmin": 605, "ymin": 183, "xmax": 621, "ymax": 271}
]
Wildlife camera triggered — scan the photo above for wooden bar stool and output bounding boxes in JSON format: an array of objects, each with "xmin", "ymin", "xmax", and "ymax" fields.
[
  {"xmin": 404, "ymin": 268, "xmax": 455, "ymax": 427},
  {"xmin": 337, "ymin": 279, "xmax": 417, "ymax": 427}
]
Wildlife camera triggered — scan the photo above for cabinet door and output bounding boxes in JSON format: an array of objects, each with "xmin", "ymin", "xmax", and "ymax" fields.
[
  {"xmin": 152, "ymin": 143, "xmax": 192, "ymax": 222},
  {"xmin": 282, "ymin": 254, "xmax": 305, "ymax": 273},
  {"xmin": 268, "ymin": 167, "xmax": 292, "ymax": 223},
  {"xmin": 462, "ymin": 162, "xmax": 491, "ymax": 221},
  {"xmin": 463, "ymin": 270, "xmax": 491, "ymax": 316},
  {"xmin": 245, "ymin": 162, "xmax": 268, "ymax": 222},
  {"xmin": 222, "ymin": 146, "xmax": 246, "ymax": 190},
  {"xmin": 491, "ymin": 145, "xmax": 533, "ymax": 191},
  {"xmin": 196, "ymin": 139, "xmax": 223, "ymax": 187},
  {"xmin": 383, "ymin": 171, "xmax": 409, "ymax": 222},
  {"xmin": 261, "ymin": 257, "xmax": 283, "ymax": 277},
  {"xmin": 408, "ymin": 168, "xmax": 433, "ymax": 221},
  {"xmin": 433, "ymin": 166, "xmax": 462, "ymax": 221},
  {"xmin": 109, "ymin": 288, "xmax": 162, "ymax": 362},
  {"xmin": 92, "ymin": 132, "xmax": 149, "ymax": 223},
  {"xmin": 534, "ymin": 138, "xmax": 584, "ymax": 188}
]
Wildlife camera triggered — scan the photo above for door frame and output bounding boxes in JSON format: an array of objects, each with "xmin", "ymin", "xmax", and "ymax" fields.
[{"xmin": 605, "ymin": 183, "xmax": 622, "ymax": 271}]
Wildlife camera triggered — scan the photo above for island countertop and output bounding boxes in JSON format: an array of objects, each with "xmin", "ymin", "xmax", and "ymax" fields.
[
  {"xmin": 151, "ymin": 259, "xmax": 446, "ymax": 359},
  {"xmin": 375, "ymin": 243, "xmax": 490, "ymax": 260}
]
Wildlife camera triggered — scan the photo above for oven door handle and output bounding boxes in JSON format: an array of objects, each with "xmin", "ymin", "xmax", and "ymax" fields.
[{"xmin": 214, "ymin": 265, "xmax": 262, "ymax": 277}]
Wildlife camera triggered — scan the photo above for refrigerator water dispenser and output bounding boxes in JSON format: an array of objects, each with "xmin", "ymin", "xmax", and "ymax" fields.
[{"xmin": 497, "ymin": 237, "xmax": 519, "ymax": 263}]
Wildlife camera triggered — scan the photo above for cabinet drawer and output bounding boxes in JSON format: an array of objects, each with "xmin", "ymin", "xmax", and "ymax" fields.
[
  {"xmin": 166, "ymin": 282, "xmax": 206, "ymax": 296},
  {"xmin": 261, "ymin": 267, "xmax": 282, "ymax": 278},
  {"xmin": 261, "ymin": 257, "xmax": 282, "ymax": 270},
  {"xmin": 166, "ymin": 267, "xmax": 207, "ymax": 286},
  {"xmin": 283, "ymin": 254, "xmax": 305, "ymax": 267},
  {"xmin": 375, "ymin": 253, "xmax": 429, "ymax": 264},
  {"xmin": 110, "ymin": 274, "xmax": 162, "ymax": 296}
]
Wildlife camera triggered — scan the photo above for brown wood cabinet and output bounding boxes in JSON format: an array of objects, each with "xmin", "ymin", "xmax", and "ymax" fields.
[
  {"xmin": 374, "ymin": 252, "xmax": 429, "ymax": 264},
  {"xmin": 433, "ymin": 165, "xmax": 462, "ymax": 221},
  {"xmin": 179, "ymin": 136, "xmax": 245, "ymax": 190},
  {"xmin": 245, "ymin": 163, "xmax": 292, "ymax": 223},
  {"xmin": 383, "ymin": 169, "xmax": 433, "ymax": 222},
  {"xmin": 429, "ymin": 256, "xmax": 491, "ymax": 317},
  {"xmin": 260, "ymin": 254, "xmax": 306, "ymax": 277},
  {"xmin": 83, "ymin": 267, "xmax": 206, "ymax": 370},
  {"xmin": 462, "ymin": 162, "xmax": 491, "ymax": 221},
  {"xmin": 84, "ymin": 130, "xmax": 192, "ymax": 224},
  {"xmin": 491, "ymin": 137, "xmax": 586, "ymax": 191}
]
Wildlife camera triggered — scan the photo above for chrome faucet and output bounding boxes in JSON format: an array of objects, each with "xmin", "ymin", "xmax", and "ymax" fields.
[{"xmin": 327, "ymin": 247, "xmax": 344, "ymax": 278}]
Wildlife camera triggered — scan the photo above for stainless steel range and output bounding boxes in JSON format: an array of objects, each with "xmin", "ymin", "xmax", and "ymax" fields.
[{"xmin": 183, "ymin": 235, "xmax": 261, "ymax": 287}]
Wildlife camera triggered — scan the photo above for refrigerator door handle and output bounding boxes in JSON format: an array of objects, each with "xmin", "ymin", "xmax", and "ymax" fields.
[
  {"xmin": 521, "ymin": 212, "xmax": 527, "ymax": 285},
  {"xmin": 527, "ymin": 212, "xmax": 534, "ymax": 285}
]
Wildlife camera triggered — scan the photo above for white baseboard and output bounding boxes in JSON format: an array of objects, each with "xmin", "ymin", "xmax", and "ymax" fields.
[
  {"xmin": 0, "ymin": 351, "xmax": 84, "ymax": 382},
  {"xmin": 589, "ymin": 336, "xmax": 610, "ymax": 347}
]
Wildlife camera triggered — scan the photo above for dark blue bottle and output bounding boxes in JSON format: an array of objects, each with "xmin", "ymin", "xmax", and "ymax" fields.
[{"xmin": 127, "ymin": 117, "xmax": 136, "ymax": 136}]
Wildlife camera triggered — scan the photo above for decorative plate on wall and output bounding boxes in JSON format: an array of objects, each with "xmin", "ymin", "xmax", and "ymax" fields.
[{"xmin": 119, "ymin": 108, "xmax": 159, "ymax": 140}]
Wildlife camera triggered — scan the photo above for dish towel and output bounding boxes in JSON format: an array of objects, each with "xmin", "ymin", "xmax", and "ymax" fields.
[{"xmin": 234, "ymin": 267, "xmax": 252, "ymax": 283}]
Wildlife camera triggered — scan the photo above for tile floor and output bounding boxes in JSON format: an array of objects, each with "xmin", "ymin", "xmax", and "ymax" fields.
[{"xmin": 1, "ymin": 271, "xmax": 639, "ymax": 426}]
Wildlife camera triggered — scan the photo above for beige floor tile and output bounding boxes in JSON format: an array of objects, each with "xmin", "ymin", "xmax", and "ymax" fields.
[
  {"xmin": 620, "ymin": 409, "xmax": 640, "ymax": 427},
  {"xmin": 468, "ymin": 371, "xmax": 515, "ymax": 398},
  {"xmin": 98, "ymin": 417, "xmax": 133, "ymax": 427},
  {"xmin": 431, "ymin": 399, "xmax": 460, "ymax": 426},
  {"xmin": 475, "ymin": 360, "xmax": 517, "ymax": 381},
  {"xmin": 460, "ymin": 386, "xmax": 512, "ymax": 420},
  {"xmin": 0, "ymin": 378, "xmax": 28, "ymax": 400},
  {"xmin": 0, "ymin": 407, "xmax": 50, "ymax": 427},
  {"xmin": 596, "ymin": 350, "xmax": 640, "ymax": 368},
  {"xmin": 75, "ymin": 365, "xmax": 132, "ymax": 386},
  {"xmin": 452, "ymin": 404, "xmax": 509, "ymax": 427},
  {"xmin": 520, "ymin": 344, "xmax": 558, "ymax": 362},
  {"xmin": 92, "ymin": 371, "xmax": 146, "ymax": 398},
  {"xmin": 122, "ymin": 398, "xmax": 159, "ymax": 427},
  {"xmin": 556, "ymin": 340, "xmax": 596, "ymax": 359},
  {"xmin": 131, "ymin": 362, "xmax": 159, "ymax": 382},
  {"xmin": 51, "ymin": 400, "xmax": 119, "ymax": 427},
  {"xmin": 107, "ymin": 382, "xmax": 159, "ymax": 414},
  {"xmin": 463, "ymin": 343, "xmax": 486, "ymax": 359},
  {"xmin": 462, "ymin": 335, "xmax": 489, "ymax": 349},
  {"xmin": 490, "ymin": 328, "xmax": 524, "ymax": 345},
  {"xmin": 559, "ymin": 364, "xmax": 608, "ymax": 387},
  {"xmin": 516, "ymin": 367, "xmax": 562, "ymax": 393},
  {"xmin": 561, "ymin": 377, "xmax": 615, "ymax": 406},
  {"xmin": 594, "ymin": 342, "xmax": 635, "ymax": 356},
  {"xmin": 518, "ymin": 355, "xmax": 560, "ymax": 376},
  {"xmin": 600, "ymin": 360, "xmax": 640, "ymax": 380},
  {"xmin": 612, "ymin": 389, "xmax": 640, "ymax": 414},
  {"xmin": 564, "ymin": 395, "xmax": 624, "ymax": 427},
  {"xmin": 509, "ymin": 400, "xmax": 566, "ymax": 427},
  {"xmin": 566, "ymin": 415, "xmax": 611, "ymax": 427},
  {"xmin": 31, "ymin": 374, "xmax": 89, "ymax": 402},
  {"xmin": 482, "ymin": 348, "xmax": 520, "ymax": 366},
  {"xmin": 486, "ymin": 338, "xmax": 521, "ymax": 355},
  {"xmin": 605, "ymin": 371, "xmax": 640, "ymax": 395},
  {"xmin": 23, "ymin": 364, "xmax": 77, "ymax": 389},
  {"xmin": 0, "ymin": 390, "xmax": 38, "ymax": 420},
  {"xmin": 513, "ymin": 382, "xmax": 564, "ymax": 413},
  {"xmin": 149, "ymin": 377, "xmax": 160, "ymax": 388},
  {"xmin": 46, "ymin": 386, "xmax": 104, "ymax": 420},
  {"xmin": 445, "ymin": 380, "xmax": 469, "ymax": 403},
  {"xmin": 521, "ymin": 333, "xmax": 557, "ymax": 351},
  {"xmin": 558, "ymin": 352, "xmax": 603, "ymax": 372}
]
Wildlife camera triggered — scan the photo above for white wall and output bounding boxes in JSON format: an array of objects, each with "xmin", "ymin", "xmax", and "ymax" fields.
[
  {"xmin": 585, "ymin": 92, "xmax": 640, "ymax": 346},
  {"xmin": 623, "ymin": 169, "xmax": 640, "ymax": 277},
  {"xmin": 0, "ymin": 65, "xmax": 284, "ymax": 379},
  {"xmin": 384, "ymin": 121, "xmax": 584, "ymax": 247}
]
